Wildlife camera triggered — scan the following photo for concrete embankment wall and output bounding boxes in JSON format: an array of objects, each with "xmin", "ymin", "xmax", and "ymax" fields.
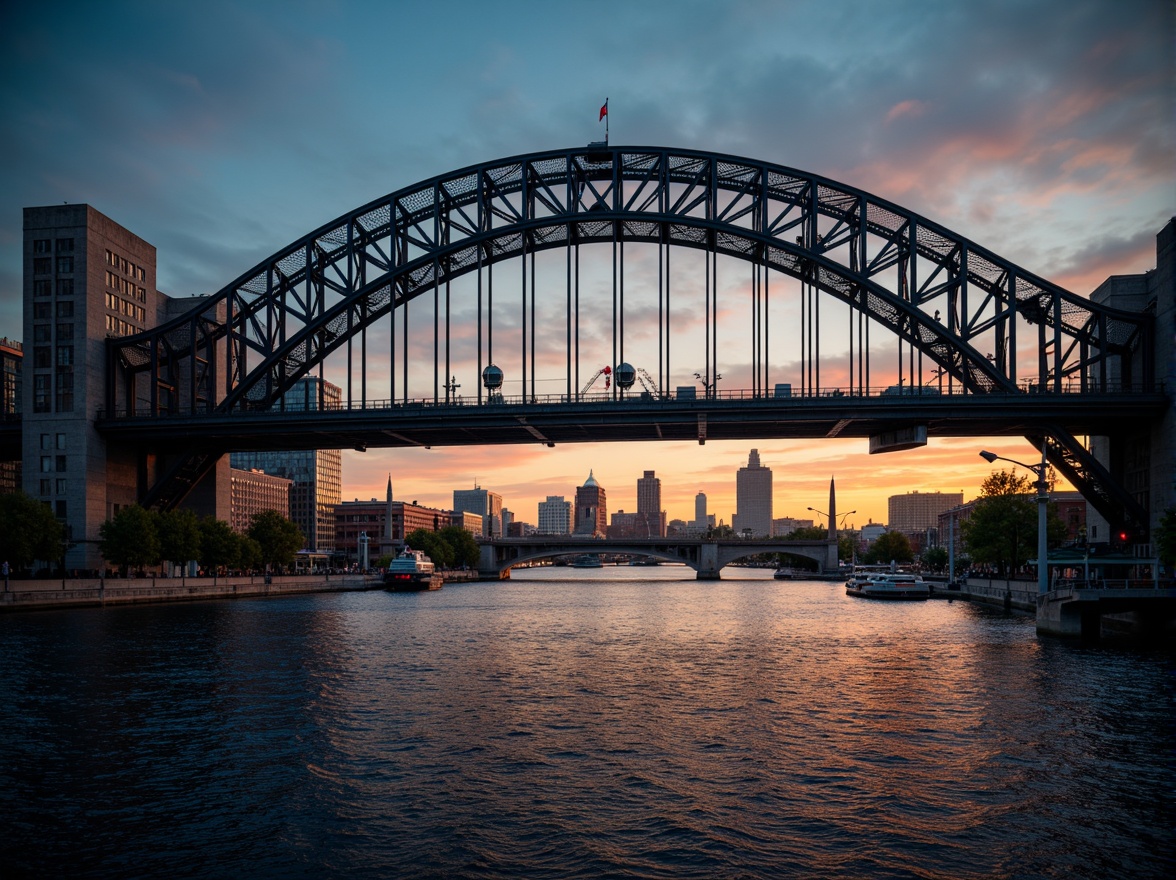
[
  {"xmin": 0, "ymin": 574, "xmax": 383, "ymax": 612},
  {"xmin": 933, "ymin": 577, "xmax": 1038, "ymax": 612}
]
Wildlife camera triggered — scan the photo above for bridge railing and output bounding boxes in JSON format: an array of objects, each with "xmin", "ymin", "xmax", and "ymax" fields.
[{"xmin": 95, "ymin": 379, "xmax": 1162, "ymax": 419}]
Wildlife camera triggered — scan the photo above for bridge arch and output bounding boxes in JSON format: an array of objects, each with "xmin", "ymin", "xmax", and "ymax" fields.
[{"xmin": 105, "ymin": 146, "xmax": 1157, "ymax": 532}]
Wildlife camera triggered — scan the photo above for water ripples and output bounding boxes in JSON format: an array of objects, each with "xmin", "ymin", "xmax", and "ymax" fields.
[{"xmin": 1, "ymin": 570, "xmax": 1172, "ymax": 878}]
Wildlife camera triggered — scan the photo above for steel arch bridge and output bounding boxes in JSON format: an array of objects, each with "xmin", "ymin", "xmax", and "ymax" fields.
[{"xmin": 103, "ymin": 145, "xmax": 1159, "ymax": 534}]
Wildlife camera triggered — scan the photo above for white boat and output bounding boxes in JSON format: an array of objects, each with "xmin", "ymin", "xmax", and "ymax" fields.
[
  {"xmin": 384, "ymin": 548, "xmax": 442, "ymax": 591},
  {"xmin": 570, "ymin": 554, "xmax": 604, "ymax": 568},
  {"xmin": 773, "ymin": 567, "xmax": 798, "ymax": 579},
  {"xmin": 845, "ymin": 569, "xmax": 929, "ymax": 600}
]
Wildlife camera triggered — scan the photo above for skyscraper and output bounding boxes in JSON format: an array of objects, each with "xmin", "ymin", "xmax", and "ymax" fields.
[
  {"xmin": 732, "ymin": 448, "xmax": 773, "ymax": 537},
  {"xmin": 574, "ymin": 470, "xmax": 607, "ymax": 536},
  {"xmin": 0, "ymin": 337, "xmax": 22, "ymax": 495},
  {"xmin": 636, "ymin": 470, "xmax": 666, "ymax": 537},
  {"xmin": 453, "ymin": 485, "xmax": 503, "ymax": 537},
  {"xmin": 538, "ymin": 496, "xmax": 573, "ymax": 534}
]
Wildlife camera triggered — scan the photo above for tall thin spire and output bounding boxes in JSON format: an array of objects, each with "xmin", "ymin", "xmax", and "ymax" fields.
[
  {"xmin": 385, "ymin": 474, "xmax": 393, "ymax": 541},
  {"xmin": 828, "ymin": 476, "xmax": 837, "ymax": 543}
]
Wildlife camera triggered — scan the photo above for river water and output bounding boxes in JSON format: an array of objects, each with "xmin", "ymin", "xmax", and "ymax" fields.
[{"xmin": 1, "ymin": 566, "xmax": 1172, "ymax": 879}]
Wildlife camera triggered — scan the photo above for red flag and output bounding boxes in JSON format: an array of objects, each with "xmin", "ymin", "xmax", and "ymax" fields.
[{"xmin": 599, "ymin": 101, "xmax": 608, "ymax": 121}]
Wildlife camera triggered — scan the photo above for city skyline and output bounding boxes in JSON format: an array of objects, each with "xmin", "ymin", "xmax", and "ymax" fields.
[{"xmin": 1, "ymin": 1, "xmax": 1170, "ymax": 533}]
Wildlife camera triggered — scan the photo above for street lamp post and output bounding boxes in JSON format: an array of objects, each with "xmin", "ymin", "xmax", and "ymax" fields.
[
  {"xmin": 807, "ymin": 507, "xmax": 856, "ymax": 529},
  {"xmin": 979, "ymin": 445, "xmax": 1049, "ymax": 595}
]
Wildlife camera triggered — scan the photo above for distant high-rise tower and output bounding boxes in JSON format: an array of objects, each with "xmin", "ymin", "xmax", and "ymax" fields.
[
  {"xmin": 538, "ymin": 496, "xmax": 572, "ymax": 534},
  {"xmin": 732, "ymin": 449, "xmax": 773, "ymax": 537},
  {"xmin": 574, "ymin": 470, "xmax": 607, "ymax": 536},
  {"xmin": 453, "ymin": 485, "xmax": 503, "ymax": 537},
  {"xmin": 636, "ymin": 470, "xmax": 666, "ymax": 537}
]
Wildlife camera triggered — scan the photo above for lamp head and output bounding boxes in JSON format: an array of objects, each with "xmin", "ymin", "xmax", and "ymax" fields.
[{"xmin": 979, "ymin": 450, "xmax": 998, "ymax": 463}]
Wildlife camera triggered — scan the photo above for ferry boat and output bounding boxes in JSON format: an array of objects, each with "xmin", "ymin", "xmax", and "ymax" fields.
[
  {"xmin": 570, "ymin": 554, "xmax": 604, "ymax": 568},
  {"xmin": 384, "ymin": 548, "xmax": 443, "ymax": 591},
  {"xmin": 845, "ymin": 567, "xmax": 929, "ymax": 601}
]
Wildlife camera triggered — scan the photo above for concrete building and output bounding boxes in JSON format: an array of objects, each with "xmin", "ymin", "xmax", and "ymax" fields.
[
  {"xmin": 335, "ymin": 496, "xmax": 464, "ymax": 563},
  {"xmin": 574, "ymin": 470, "xmax": 607, "ymax": 536},
  {"xmin": 538, "ymin": 495, "xmax": 572, "ymax": 534},
  {"xmin": 22, "ymin": 204, "xmax": 229, "ymax": 572},
  {"xmin": 229, "ymin": 468, "xmax": 292, "ymax": 534},
  {"xmin": 888, "ymin": 491, "xmax": 964, "ymax": 534},
  {"xmin": 608, "ymin": 510, "xmax": 639, "ymax": 538},
  {"xmin": 772, "ymin": 516, "xmax": 815, "ymax": 536},
  {"xmin": 230, "ymin": 377, "xmax": 342, "ymax": 554},
  {"xmin": 0, "ymin": 337, "xmax": 21, "ymax": 494},
  {"xmin": 636, "ymin": 470, "xmax": 667, "ymax": 537},
  {"xmin": 1087, "ymin": 219, "xmax": 1174, "ymax": 554},
  {"xmin": 453, "ymin": 485, "xmax": 503, "ymax": 538},
  {"xmin": 732, "ymin": 449, "xmax": 773, "ymax": 537}
]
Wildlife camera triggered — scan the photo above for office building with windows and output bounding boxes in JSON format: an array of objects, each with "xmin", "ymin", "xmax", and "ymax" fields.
[
  {"xmin": 22, "ymin": 205, "xmax": 230, "ymax": 571},
  {"xmin": 636, "ymin": 470, "xmax": 667, "ymax": 537},
  {"xmin": 538, "ymin": 495, "xmax": 573, "ymax": 535},
  {"xmin": 229, "ymin": 378, "xmax": 342, "ymax": 554},
  {"xmin": 732, "ymin": 449, "xmax": 773, "ymax": 537},
  {"xmin": 574, "ymin": 470, "xmax": 607, "ymax": 536},
  {"xmin": 453, "ymin": 485, "xmax": 503, "ymax": 538}
]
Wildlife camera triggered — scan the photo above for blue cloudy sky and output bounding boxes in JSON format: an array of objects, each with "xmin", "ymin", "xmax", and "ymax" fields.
[{"xmin": 1, "ymin": 0, "xmax": 1171, "ymax": 525}]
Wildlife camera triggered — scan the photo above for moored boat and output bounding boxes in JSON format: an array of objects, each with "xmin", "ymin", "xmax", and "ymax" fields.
[
  {"xmin": 773, "ymin": 567, "xmax": 798, "ymax": 579},
  {"xmin": 845, "ymin": 570, "xmax": 929, "ymax": 600},
  {"xmin": 384, "ymin": 548, "xmax": 442, "ymax": 591},
  {"xmin": 570, "ymin": 554, "xmax": 604, "ymax": 568}
]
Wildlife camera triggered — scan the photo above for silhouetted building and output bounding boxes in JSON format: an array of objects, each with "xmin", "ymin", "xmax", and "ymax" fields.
[
  {"xmin": 636, "ymin": 470, "xmax": 667, "ymax": 537},
  {"xmin": 0, "ymin": 337, "xmax": 21, "ymax": 494},
  {"xmin": 732, "ymin": 449, "xmax": 773, "ymax": 537},
  {"xmin": 574, "ymin": 470, "xmax": 607, "ymax": 536}
]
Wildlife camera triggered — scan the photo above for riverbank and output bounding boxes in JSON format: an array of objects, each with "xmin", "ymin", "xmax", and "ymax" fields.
[{"xmin": 0, "ymin": 569, "xmax": 482, "ymax": 612}]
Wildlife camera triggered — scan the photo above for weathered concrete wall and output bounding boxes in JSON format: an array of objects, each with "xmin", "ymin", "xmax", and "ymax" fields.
[{"xmin": 0, "ymin": 573, "xmax": 381, "ymax": 612}]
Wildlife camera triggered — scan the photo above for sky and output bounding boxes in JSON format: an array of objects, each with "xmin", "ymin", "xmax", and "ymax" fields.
[{"xmin": 1, "ymin": 0, "xmax": 1172, "ymax": 529}]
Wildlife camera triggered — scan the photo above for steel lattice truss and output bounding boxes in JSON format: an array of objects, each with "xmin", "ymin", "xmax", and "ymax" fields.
[{"xmin": 105, "ymin": 146, "xmax": 1156, "ymax": 528}]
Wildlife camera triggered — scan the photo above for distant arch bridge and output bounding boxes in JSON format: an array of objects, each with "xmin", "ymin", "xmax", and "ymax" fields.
[
  {"xmin": 99, "ymin": 146, "xmax": 1163, "ymax": 537},
  {"xmin": 477, "ymin": 537, "xmax": 836, "ymax": 580}
]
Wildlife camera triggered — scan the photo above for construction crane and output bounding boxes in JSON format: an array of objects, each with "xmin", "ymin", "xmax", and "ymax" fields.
[{"xmin": 581, "ymin": 365, "xmax": 612, "ymax": 394}]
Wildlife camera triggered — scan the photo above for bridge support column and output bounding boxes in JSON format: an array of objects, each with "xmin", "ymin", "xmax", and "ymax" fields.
[
  {"xmin": 696, "ymin": 543, "xmax": 721, "ymax": 580},
  {"xmin": 478, "ymin": 544, "xmax": 509, "ymax": 580}
]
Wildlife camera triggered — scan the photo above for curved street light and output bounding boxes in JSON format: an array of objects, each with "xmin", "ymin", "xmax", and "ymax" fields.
[
  {"xmin": 807, "ymin": 507, "xmax": 856, "ymax": 529},
  {"xmin": 978, "ymin": 445, "xmax": 1049, "ymax": 595}
]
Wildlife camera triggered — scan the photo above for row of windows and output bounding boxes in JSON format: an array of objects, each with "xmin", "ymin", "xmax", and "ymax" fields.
[
  {"xmin": 33, "ymin": 257, "xmax": 74, "ymax": 275},
  {"xmin": 105, "ymin": 249, "xmax": 145, "ymax": 281},
  {"xmin": 33, "ymin": 301, "xmax": 74, "ymax": 320},
  {"xmin": 33, "ymin": 279, "xmax": 73, "ymax": 297},
  {"xmin": 40, "ymin": 454, "xmax": 68, "ymax": 472},
  {"xmin": 103, "ymin": 291, "xmax": 145, "ymax": 321},
  {"xmin": 105, "ymin": 314, "xmax": 139, "ymax": 337},
  {"xmin": 105, "ymin": 270, "xmax": 146, "ymax": 302},
  {"xmin": 32, "ymin": 324, "xmax": 74, "ymax": 344},
  {"xmin": 40, "ymin": 433, "xmax": 67, "ymax": 450},
  {"xmin": 38, "ymin": 478, "xmax": 70, "ymax": 498},
  {"xmin": 31, "ymin": 344, "xmax": 74, "ymax": 368},
  {"xmin": 31, "ymin": 370, "xmax": 72, "ymax": 413},
  {"xmin": 33, "ymin": 238, "xmax": 73, "ymax": 254}
]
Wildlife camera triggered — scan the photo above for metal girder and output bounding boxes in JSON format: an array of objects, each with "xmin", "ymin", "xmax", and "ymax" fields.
[{"xmin": 101, "ymin": 146, "xmax": 1159, "ymax": 514}]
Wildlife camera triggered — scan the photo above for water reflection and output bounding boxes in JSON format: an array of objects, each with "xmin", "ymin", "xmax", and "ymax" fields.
[{"xmin": 1, "ymin": 569, "xmax": 1172, "ymax": 878}]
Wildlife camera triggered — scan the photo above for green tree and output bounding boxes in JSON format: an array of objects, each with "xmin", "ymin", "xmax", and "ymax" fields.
[
  {"xmin": 198, "ymin": 516, "xmax": 239, "ymax": 575},
  {"xmin": 962, "ymin": 470, "xmax": 1067, "ymax": 576},
  {"xmin": 98, "ymin": 505, "xmax": 161, "ymax": 575},
  {"xmin": 405, "ymin": 528, "xmax": 453, "ymax": 568},
  {"xmin": 247, "ymin": 509, "xmax": 304, "ymax": 570},
  {"xmin": 865, "ymin": 530, "xmax": 914, "ymax": 565},
  {"xmin": 237, "ymin": 534, "xmax": 263, "ymax": 572},
  {"xmin": 1155, "ymin": 507, "xmax": 1176, "ymax": 568},
  {"xmin": 0, "ymin": 492, "xmax": 65, "ymax": 572},
  {"xmin": 922, "ymin": 546, "xmax": 949, "ymax": 572},
  {"xmin": 439, "ymin": 525, "xmax": 480, "ymax": 568},
  {"xmin": 155, "ymin": 508, "xmax": 201, "ymax": 572},
  {"xmin": 784, "ymin": 526, "xmax": 828, "ymax": 541}
]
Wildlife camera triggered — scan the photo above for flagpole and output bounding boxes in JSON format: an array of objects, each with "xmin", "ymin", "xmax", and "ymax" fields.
[{"xmin": 605, "ymin": 98, "xmax": 609, "ymax": 144}]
